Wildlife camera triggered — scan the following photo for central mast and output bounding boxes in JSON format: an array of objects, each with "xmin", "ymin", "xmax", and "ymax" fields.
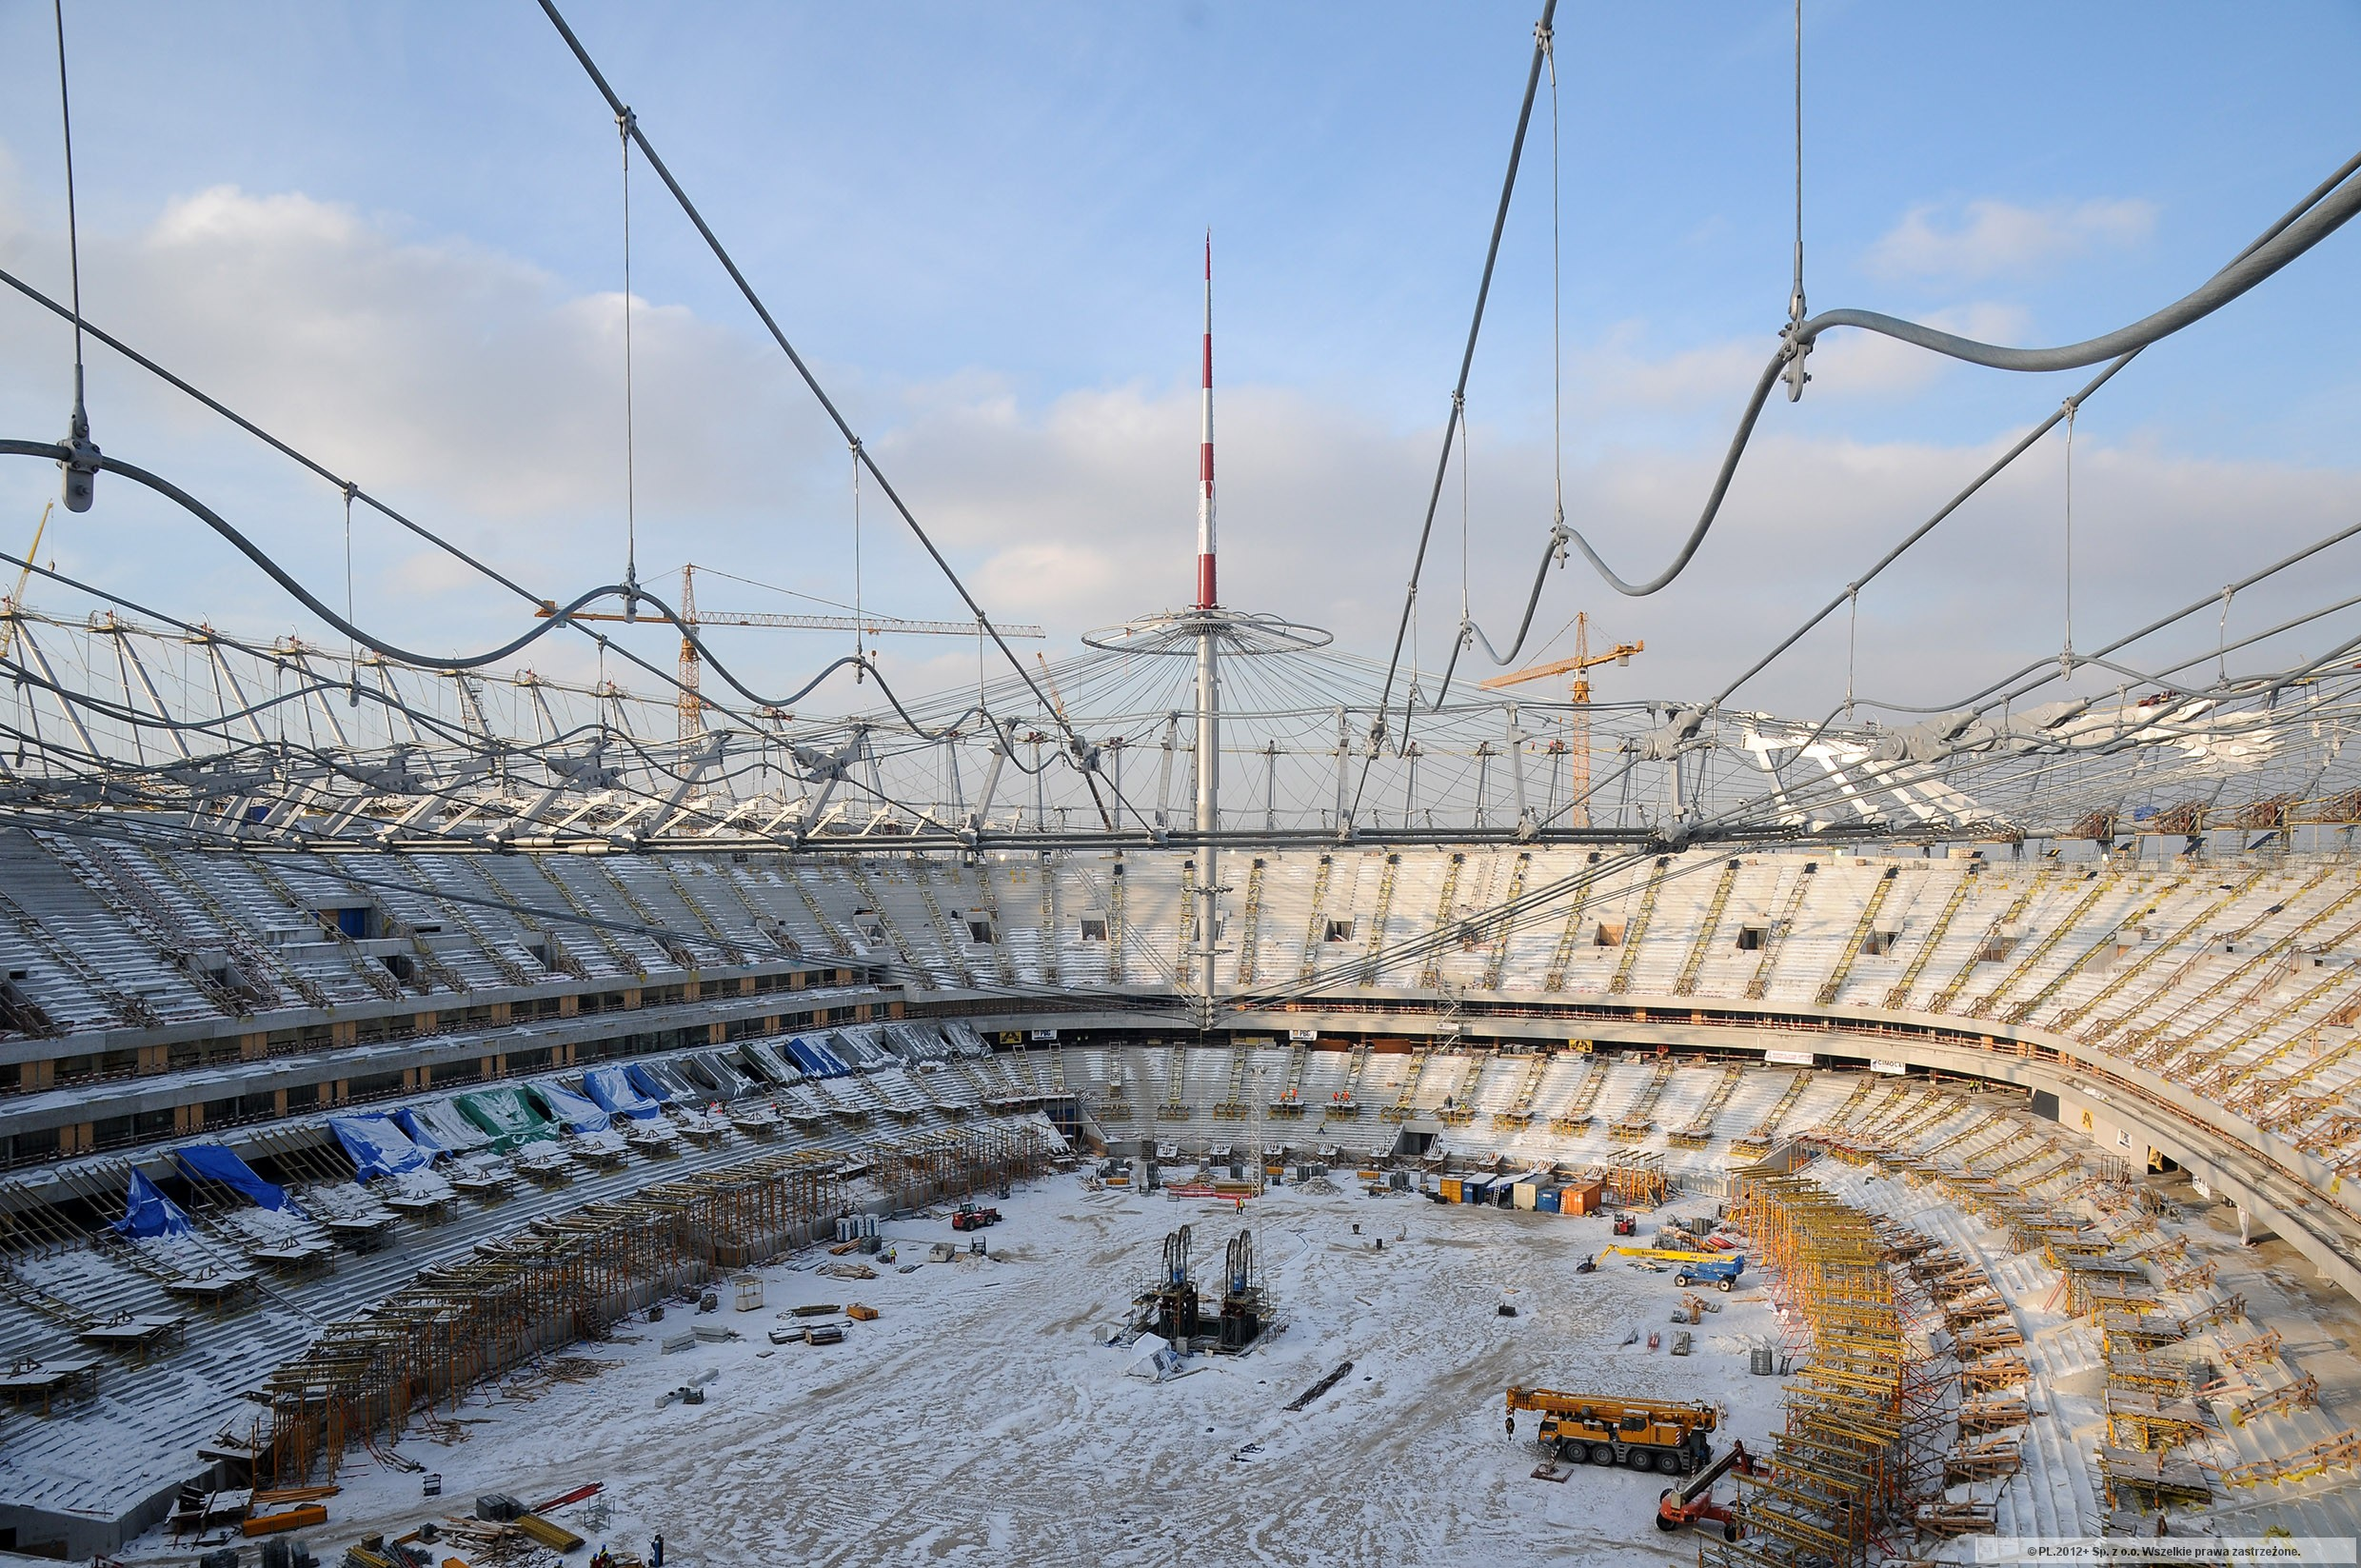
[{"xmin": 1195, "ymin": 232, "xmax": 1221, "ymax": 1011}]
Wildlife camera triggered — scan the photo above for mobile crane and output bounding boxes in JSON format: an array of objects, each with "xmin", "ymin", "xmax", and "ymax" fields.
[{"xmin": 1504, "ymin": 1389, "xmax": 1719, "ymax": 1474}]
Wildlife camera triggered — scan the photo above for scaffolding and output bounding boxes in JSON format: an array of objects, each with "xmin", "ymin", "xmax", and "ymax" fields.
[
  {"xmin": 261, "ymin": 1126, "xmax": 1044, "ymax": 1484},
  {"xmin": 1708, "ymin": 1169, "xmax": 1954, "ymax": 1568}
]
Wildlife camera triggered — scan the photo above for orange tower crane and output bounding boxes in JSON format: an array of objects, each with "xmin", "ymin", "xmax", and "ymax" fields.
[
  {"xmin": 1478, "ymin": 613, "xmax": 1642, "ymax": 829},
  {"xmin": 538, "ymin": 564, "xmax": 1043, "ymax": 741}
]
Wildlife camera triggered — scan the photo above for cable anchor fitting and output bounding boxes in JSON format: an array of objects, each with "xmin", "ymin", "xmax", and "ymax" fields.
[{"xmin": 58, "ymin": 377, "xmax": 99, "ymax": 513}]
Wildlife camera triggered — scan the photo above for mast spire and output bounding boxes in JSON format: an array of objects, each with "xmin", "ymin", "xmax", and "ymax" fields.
[{"xmin": 1196, "ymin": 230, "xmax": 1217, "ymax": 610}]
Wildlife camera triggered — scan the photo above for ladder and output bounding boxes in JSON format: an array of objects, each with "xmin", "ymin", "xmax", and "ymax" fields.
[
  {"xmin": 1380, "ymin": 1045, "xmax": 1435, "ymax": 1122},
  {"xmin": 1818, "ymin": 1073, "xmax": 1882, "ymax": 1130},
  {"xmin": 969, "ymin": 863, "xmax": 1019, "ymax": 984},
  {"xmin": 655, "ymin": 860, "xmax": 750, "ymax": 963},
  {"xmin": 1930, "ymin": 866, "xmax": 2057, "ymax": 1014},
  {"xmin": 1493, "ymin": 1049, "xmax": 1555, "ymax": 1130},
  {"xmin": 2156, "ymin": 962, "xmax": 2361, "ymax": 1081},
  {"xmin": 1609, "ymin": 1059, "xmax": 1677, "ymax": 1140},
  {"xmin": 1550, "ymin": 1053, "xmax": 1606, "ymax": 1132},
  {"xmin": 2006, "ymin": 874, "xmax": 2195, "ymax": 1024},
  {"xmin": 1669, "ymin": 1064, "xmax": 1745, "ymax": 1146},
  {"xmin": 1358, "ymin": 854, "xmax": 1401, "ymax": 987},
  {"xmin": 912, "ymin": 870, "xmax": 979, "ymax": 988},
  {"xmin": 1740, "ymin": 1070, "xmax": 1813, "ymax": 1146},
  {"xmin": 593, "ymin": 860, "xmax": 701, "ymax": 967},
  {"xmin": 1541, "ymin": 875, "xmax": 1595, "ymax": 992},
  {"xmin": 1609, "ymin": 859, "xmax": 1669, "ymax": 995},
  {"xmin": 1744, "ymin": 863, "xmax": 1818, "ymax": 1001},
  {"xmin": 1675, "ymin": 861, "xmax": 1741, "ymax": 997},
  {"xmin": 1885, "ymin": 865, "xmax": 1980, "ymax": 1009},
  {"xmin": 773, "ymin": 865, "xmax": 852, "ymax": 959},
  {"xmin": 1416, "ymin": 853, "xmax": 1465, "ymax": 990},
  {"xmin": 1816, "ymin": 867, "xmax": 1900, "ymax": 1007},
  {"xmin": 1966, "ymin": 873, "xmax": 2114, "ymax": 1020},
  {"xmin": 409, "ymin": 856, "xmax": 552, "ymax": 986},
  {"xmin": 1271, "ymin": 1040, "xmax": 1309, "ymax": 1116},
  {"xmin": 1039, "ymin": 859, "xmax": 1061, "ymax": 986},
  {"xmin": 2059, "ymin": 870, "xmax": 2268, "ymax": 1031},
  {"xmin": 129, "ymin": 844, "xmax": 322, "ymax": 1008},
  {"xmin": 1438, "ymin": 1049, "xmax": 1488, "ymax": 1126},
  {"xmin": 1296, "ymin": 854, "xmax": 1335, "ymax": 982},
  {"xmin": 1212, "ymin": 1041, "xmax": 1253, "ymax": 1119},
  {"xmin": 1326, "ymin": 1042, "xmax": 1371, "ymax": 1120},
  {"xmin": 246, "ymin": 858, "xmax": 405, "ymax": 1000},
  {"xmin": 843, "ymin": 863, "xmax": 935, "ymax": 990},
  {"xmin": 1158, "ymin": 1043, "xmax": 1192, "ymax": 1120},
  {"xmin": 2119, "ymin": 888, "xmax": 2361, "ymax": 1051},
  {"xmin": 1233, "ymin": 858, "xmax": 1268, "ymax": 986},
  {"xmin": 1480, "ymin": 852, "xmax": 1532, "ymax": 990},
  {"xmin": 1107, "ymin": 864, "xmax": 1127, "ymax": 985}
]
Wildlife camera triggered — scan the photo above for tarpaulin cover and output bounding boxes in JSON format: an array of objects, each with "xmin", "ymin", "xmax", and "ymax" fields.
[
  {"xmin": 625, "ymin": 1062, "xmax": 681, "ymax": 1103},
  {"xmin": 175, "ymin": 1144, "xmax": 291, "ymax": 1212},
  {"xmin": 394, "ymin": 1100, "xmax": 492, "ymax": 1156},
  {"xmin": 783, "ymin": 1037, "xmax": 828, "ymax": 1077},
  {"xmin": 454, "ymin": 1087, "xmax": 557, "ymax": 1151},
  {"xmin": 582, "ymin": 1065, "xmax": 663, "ymax": 1120},
  {"xmin": 111, "ymin": 1169, "xmax": 193, "ymax": 1239},
  {"xmin": 529, "ymin": 1080, "xmax": 611, "ymax": 1135},
  {"xmin": 329, "ymin": 1113, "xmax": 434, "ymax": 1180}
]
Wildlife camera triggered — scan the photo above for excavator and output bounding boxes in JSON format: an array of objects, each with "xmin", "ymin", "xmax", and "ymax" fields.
[
  {"xmin": 1504, "ymin": 1389, "xmax": 1719, "ymax": 1474},
  {"xmin": 1656, "ymin": 1439, "xmax": 1760, "ymax": 1539}
]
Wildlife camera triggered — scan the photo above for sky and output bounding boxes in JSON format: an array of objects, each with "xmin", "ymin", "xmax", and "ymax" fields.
[{"xmin": 0, "ymin": 0, "xmax": 2355, "ymax": 725}]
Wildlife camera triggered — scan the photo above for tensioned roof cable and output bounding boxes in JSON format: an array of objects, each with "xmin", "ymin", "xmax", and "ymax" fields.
[
  {"xmin": 1566, "ymin": 149, "xmax": 2361, "ymax": 598},
  {"xmin": 534, "ymin": 0, "xmax": 1113, "ymax": 827}
]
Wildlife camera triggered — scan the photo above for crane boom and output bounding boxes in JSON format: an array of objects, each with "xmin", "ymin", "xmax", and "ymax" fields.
[
  {"xmin": 1474, "ymin": 614, "xmax": 1641, "ymax": 831},
  {"xmin": 536, "ymin": 602, "xmax": 1042, "ymax": 637}
]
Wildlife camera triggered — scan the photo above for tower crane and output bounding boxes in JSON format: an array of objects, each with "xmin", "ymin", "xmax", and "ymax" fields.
[
  {"xmin": 0, "ymin": 501, "xmax": 54, "ymax": 665},
  {"xmin": 1478, "ymin": 613, "xmax": 1642, "ymax": 829},
  {"xmin": 537, "ymin": 564, "xmax": 1044, "ymax": 741}
]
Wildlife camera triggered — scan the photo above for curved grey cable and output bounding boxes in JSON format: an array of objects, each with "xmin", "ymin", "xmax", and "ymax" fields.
[{"xmin": 1566, "ymin": 152, "xmax": 2361, "ymax": 598}]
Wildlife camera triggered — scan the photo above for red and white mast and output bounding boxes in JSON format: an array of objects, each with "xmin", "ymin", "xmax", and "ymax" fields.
[
  {"xmin": 1196, "ymin": 230, "xmax": 1218, "ymax": 610},
  {"xmin": 1193, "ymin": 232, "xmax": 1222, "ymax": 1006}
]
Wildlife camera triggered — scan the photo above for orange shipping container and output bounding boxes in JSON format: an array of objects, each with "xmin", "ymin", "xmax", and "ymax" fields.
[{"xmin": 243, "ymin": 1504, "xmax": 327, "ymax": 1537}]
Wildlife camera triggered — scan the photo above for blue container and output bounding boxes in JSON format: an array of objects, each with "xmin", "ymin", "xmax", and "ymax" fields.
[{"xmin": 1537, "ymin": 1187, "xmax": 1562, "ymax": 1214}]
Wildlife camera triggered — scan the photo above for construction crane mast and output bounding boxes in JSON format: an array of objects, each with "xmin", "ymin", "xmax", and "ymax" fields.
[
  {"xmin": 537, "ymin": 564, "xmax": 1045, "ymax": 741},
  {"xmin": 1478, "ymin": 613, "xmax": 1642, "ymax": 829}
]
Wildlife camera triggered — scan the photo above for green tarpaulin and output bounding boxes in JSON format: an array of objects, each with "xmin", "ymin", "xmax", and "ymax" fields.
[{"xmin": 454, "ymin": 1086, "xmax": 558, "ymax": 1152}]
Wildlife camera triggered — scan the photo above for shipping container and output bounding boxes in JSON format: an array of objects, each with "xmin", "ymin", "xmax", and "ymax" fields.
[
  {"xmin": 1536, "ymin": 1186, "xmax": 1562, "ymax": 1214},
  {"xmin": 1561, "ymin": 1179, "xmax": 1606, "ymax": 1216},
  {"xmin": 1439, "ymin": 1177, "xmax": 1464, "ymax": 1203},
  {"xmin": 1512, "ymin": 1181, "xmax": 1540, "ymax": 1210}
]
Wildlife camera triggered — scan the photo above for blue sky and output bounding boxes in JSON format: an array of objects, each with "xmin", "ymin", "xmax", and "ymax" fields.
[{"xmin": 0, "ymin": 1, "xmax": 2355, "ymax": 717}]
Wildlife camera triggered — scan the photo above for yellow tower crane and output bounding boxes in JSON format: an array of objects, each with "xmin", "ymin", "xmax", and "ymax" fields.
[
  {"xmin": 537, "ymin": 564, "xmax": 1043, "ymax": 741},
  {"xmin": 1478, "ymin": 613, "xmax": 1642, "ymax": 829}
]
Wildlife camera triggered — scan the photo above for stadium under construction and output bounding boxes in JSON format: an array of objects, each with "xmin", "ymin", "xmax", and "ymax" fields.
[{"xmin": 1, "ymin": 3, "xmax": 2359, "ymax": 1565}]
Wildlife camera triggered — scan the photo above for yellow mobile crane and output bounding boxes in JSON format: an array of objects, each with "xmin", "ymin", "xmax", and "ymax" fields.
[{"xmin": 1504, "ymin": 1388, "xmax": 1719, "ymax": 1474}]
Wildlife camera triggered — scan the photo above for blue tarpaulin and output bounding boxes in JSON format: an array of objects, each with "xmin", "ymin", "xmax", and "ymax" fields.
[
  {"xmin": 390, "ymin": 1107, "xmax": 445, "ymax": 1155},
  {"xmin": 582, "ymin": 1065, "xmax": 663, "ymax": 1120},
  {"xmin": 174, "ymin": 1144, "xmax": 292, "ymax": 1212},
  {"xmin": 111, "ymin": 1170, "xmax": 192, "ymax": 1239},
  {"xmin": 328, "ymin": 1113, "xmax": 434, "ymax": 1180},
  {"xmin": 624, "ymin": 1063, "xmax": 678, "ymax": 1104},
  {"xmin": 529, "ymin": 1081, "xmax": 611, "ymax": 1134}
]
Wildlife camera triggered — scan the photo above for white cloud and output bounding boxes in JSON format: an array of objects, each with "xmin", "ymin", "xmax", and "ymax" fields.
[
  {"xmin": 1867, "ymin": 196, "xmax": 2159, "ymax": 282},
  {"xmin": 3, "ymin": 172, "xmax": 2352, "ymax": 729}
]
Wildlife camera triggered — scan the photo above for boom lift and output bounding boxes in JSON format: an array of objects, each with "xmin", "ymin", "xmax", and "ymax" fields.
[
  {"xmin": 1656, "ymin": 1439, "xmax": 1759, "ymax": 1539},
  {"xmin": 1504, "ymin": 1389, "xmax": 1719, "ymax": 1474}
]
